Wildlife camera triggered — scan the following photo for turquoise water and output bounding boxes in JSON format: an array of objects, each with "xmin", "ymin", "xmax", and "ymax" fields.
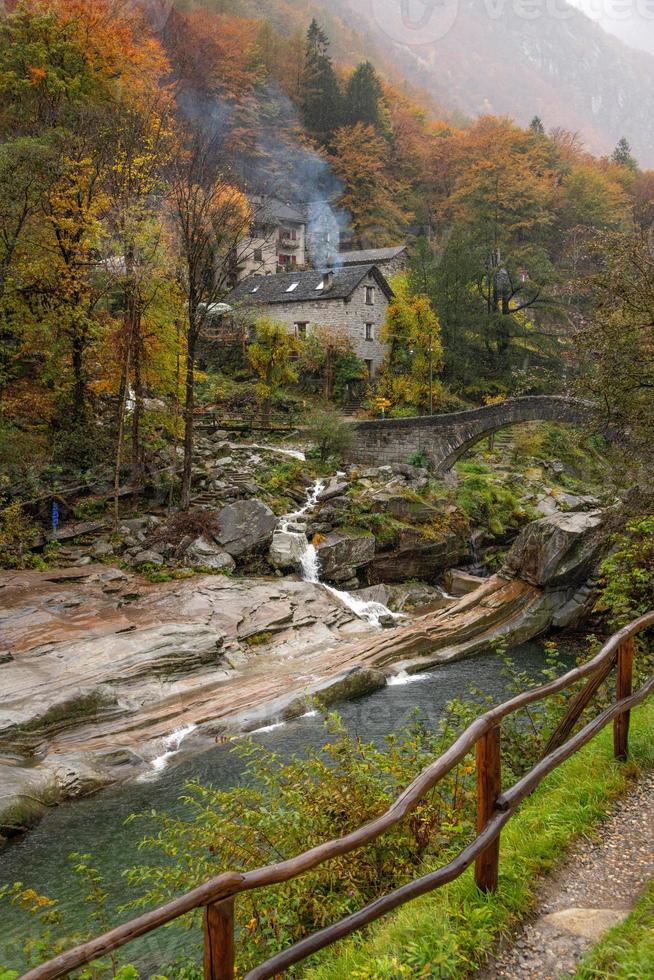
[{"xmin": 0, "ymin": 642, "xmax": 569, "ymax": 974}]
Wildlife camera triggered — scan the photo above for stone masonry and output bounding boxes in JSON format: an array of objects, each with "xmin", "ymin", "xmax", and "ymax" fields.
[{"xmin": 351, "ymin": 397, "xmax": 589, "ymax": 473}]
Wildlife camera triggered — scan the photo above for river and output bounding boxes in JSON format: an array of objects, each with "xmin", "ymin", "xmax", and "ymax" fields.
[{"xmin": 0, "ymin": 640, "xmax": 573, "ymax": 974}]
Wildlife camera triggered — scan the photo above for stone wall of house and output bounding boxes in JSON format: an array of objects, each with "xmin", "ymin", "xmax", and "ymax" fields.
[
  {"xmin": 261, "ymin": 273, "xmax": 389, "ymax": 376},
  {"xmin": 378, "ymin": 252, "xmax": 409, "ymax": 278},
  {"xmin": 238, "ymin": 223, "xmax": 307, "ymax": 280}
]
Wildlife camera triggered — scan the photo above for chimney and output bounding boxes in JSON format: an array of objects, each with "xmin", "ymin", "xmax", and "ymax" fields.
[{"xmin": 323, "ymin": 270, "xmax": 334, "ymax": 291}]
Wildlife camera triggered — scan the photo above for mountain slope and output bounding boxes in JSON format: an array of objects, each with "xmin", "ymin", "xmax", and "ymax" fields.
[
  {"xmin": 216, "ymin": 0, "xmax": 654, "ymax": 164},
  {"xmin": 336, "ymin": 0, "xmax": 654, "ymax": 165}
]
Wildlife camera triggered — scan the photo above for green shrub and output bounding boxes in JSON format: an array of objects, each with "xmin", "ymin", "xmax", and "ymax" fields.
[
  {"xmin": 72, "ymin": 496, "xmax": 108, "ymax": 522},
  {"xmin": 0, "ymin": 502, "xmax": 40, "ymax": 569},
  {"xmin": 304, "ymin": 405, "xmax": 354, "ymax": 462},
  {"xmin": 596, "ymin": 516, "xmax": 654, "ymax": 627},
  {"xmin": 408, "ymin": 452, "xmax": 429, "ymax": 469},
  {"xmin": 455, "ymin": 472, "xmax": 530, "ymax": 537}
]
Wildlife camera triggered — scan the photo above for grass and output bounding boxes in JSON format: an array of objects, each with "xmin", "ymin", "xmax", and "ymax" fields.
[
  {"xmin": 572, "ymin": 878, "xmax": 654, "ymax": 979},
  {"xmin": 304, "ymin": 699, "xmax": 654, "ymax": 980}
]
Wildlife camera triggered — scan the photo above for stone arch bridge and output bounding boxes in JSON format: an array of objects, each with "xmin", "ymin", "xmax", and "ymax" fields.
[{"xmin": 351, "ymin": 397, "xmax": 589, "ymax": 474}]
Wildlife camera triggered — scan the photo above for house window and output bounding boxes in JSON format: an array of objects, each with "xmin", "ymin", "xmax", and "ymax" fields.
[
  {"xmin": 365, "ymin": 286, "xmax": 375, "ymax": 305},
  {"xmin": 295, "ymin": 322, "xmax": 308, "ymax": 339},
  {"xmin": 364, "ymin": 359, "xmax": 374, "ymax": 379},
  {"xmin": 365, "ymin": 323, "xmax": 374, "ymax": 342},
  {"xmin": 253, "ymin": 248, "xmax": 263, "ymax": 262}
]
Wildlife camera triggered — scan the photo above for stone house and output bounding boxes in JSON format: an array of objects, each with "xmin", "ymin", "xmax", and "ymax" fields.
[
  {"xmin": 237, "ymin": 198, "xmax": 340, "ymax": 280},
  {"xmin": 336, "ymin": 245, "xmax": 409, "ymax": 278},
  {"xmin": 228, "ymin": 265, "xmax": 394, "ymax": 378}
]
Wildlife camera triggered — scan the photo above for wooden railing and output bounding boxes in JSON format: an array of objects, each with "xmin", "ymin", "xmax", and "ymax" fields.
[{"xmin": 21, "ymin": 613, "xmax": 654, "ymax": 980}]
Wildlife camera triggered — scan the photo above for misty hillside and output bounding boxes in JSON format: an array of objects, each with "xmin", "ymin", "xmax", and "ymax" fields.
[
  {"xmin": 340, "ymin": 0, "xmax": 654, "ymax": 165},
  {"xmin": 237, "ymin": 0, "xmax": 654, "ymax": 166}
]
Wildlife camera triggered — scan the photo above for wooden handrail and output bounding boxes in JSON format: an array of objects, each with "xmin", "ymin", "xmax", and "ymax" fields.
[{"xmin": 20, "ymin": 612, "xmax": 654, "ymax": 980}]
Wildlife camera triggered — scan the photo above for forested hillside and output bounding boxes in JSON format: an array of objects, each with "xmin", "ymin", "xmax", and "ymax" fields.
[
  {"xmin": 1, "ymin": 0, "xmax": 652, "ymax": 522},
  {"xmin": 205, "ymin": 0, "xmax": 654, "ymax": 165}
]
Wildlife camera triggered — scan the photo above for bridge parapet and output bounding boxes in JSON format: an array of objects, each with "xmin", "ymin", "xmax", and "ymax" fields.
[{"xmin": 351, "ymin": 396, "xmax": 589, "ymax": 473}]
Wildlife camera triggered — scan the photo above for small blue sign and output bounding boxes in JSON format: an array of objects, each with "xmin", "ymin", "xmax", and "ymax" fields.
[{"xmin": 51, "ymin": 500, "xmax": 60, "ymax": 532}]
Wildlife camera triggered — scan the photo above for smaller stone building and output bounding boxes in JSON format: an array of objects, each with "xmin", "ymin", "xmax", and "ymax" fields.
[
  {"xmin": 237, "ymin": 198, "xmax": 341, "ymax": 280},
  {"xmin": 336, "ymin": 245, "xmax": 409, "ymax": 278},
  {"xmin": 228, "ymin": 265, "xmax": 394, "ymax": 377}
]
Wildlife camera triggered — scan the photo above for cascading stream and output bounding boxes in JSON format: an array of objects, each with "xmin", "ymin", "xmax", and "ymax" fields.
[{"xmin": 275, "ymin": 480, "xmax": 401, "ymax": 629}]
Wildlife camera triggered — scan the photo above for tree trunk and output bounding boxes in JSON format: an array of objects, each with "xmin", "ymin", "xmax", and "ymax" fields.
[
  {"xmin": 169, "ymin": 319, "xmax": 182, "ymax": 517},
  {"xmin": 113, "ymin": 342, "xmax": 132, "ymax": 531},
  {"xmin": 181, "ymin": 328, "xmax": 197, "ymax": 511},
  {"xmin": 71, "ymin": 332, "xmax": 86, "ymax": 422},
  {"xmin": 131, "ymin": 327, "xmax": 143, "ymax": 485}
]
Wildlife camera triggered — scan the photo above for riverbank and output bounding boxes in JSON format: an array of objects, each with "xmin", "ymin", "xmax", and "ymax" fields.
[
  {"xmin": 306, "ymin": 699, "xmax": 654, "ymax": 980},
  {"xmin": 0, "ymin": 503, "xmax": 612, "ymax": 844},
  {"xmin": 0, "ymin": 642, "xmax": 572, "ymax": 972}
]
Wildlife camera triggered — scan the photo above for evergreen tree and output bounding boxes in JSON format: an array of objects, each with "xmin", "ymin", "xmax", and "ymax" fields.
[
  {"xmin": 301, "ymin": 19, "xmax": 342, "ymax": 142},
  {"xmin": 612, "ymin": 137, "xmax": 639, "ymax": 172},
  {"xmin": 345, "ymin": 62, "xmax": 383, "ymax": 129},
  {"xmin": 529, "ymin": 116, "xmax": 545, "ymax": 135}
]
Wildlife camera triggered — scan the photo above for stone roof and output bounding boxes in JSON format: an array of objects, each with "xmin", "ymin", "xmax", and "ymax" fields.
[
  {"xmin": 250, "ymin": 196, "xmax": 307, "ymax": 225},
  {"xmin": 228, "ymin": 265, "xmax": 394, "ymax": 306},
  {"xmin": 336, "ymin": 245, "xmax": 408, "ymax": 266}
]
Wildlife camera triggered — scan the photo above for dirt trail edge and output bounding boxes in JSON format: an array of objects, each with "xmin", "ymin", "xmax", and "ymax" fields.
[{"xmin": 477, "ymin": 771, "xmax": 654, "ymax": 979}]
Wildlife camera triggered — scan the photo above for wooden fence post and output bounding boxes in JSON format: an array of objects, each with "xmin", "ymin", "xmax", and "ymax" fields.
[
  {"xmin": 475, "ymin": 725, "xmax": 502, "ymax": 893},
  {"xmin": 614, "ymin": 637, "xmax": 635, "ymax": 762},
  {"xmin": 204, "ymin": 897, "xmax": 235, "ymax": 980}
]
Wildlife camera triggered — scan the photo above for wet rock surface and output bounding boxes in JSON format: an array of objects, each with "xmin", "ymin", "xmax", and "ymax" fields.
[
  {"xmin": 317, "ymin": 530, "xmax": 376, "ymax": 582},
  {"xmin": 0, "ymin": 500, "xmax": 616, "ymax": 838},
  {"xmin": 503, "ymin": 510, "xmax": 611, "ymax": 589}
]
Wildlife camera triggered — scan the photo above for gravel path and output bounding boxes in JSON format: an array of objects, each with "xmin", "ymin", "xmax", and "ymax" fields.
[{"xmin": 477, "ymin": 771, "xmax": 654, "ymax": 979}]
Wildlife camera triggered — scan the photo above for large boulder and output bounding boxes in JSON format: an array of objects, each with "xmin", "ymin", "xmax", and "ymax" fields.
[
  {"xmin": 371, "ymin": 528, "xmax": 468, "ymax": 584},
  {"xmin": 184, "ymin": 536, "xmax": 236, "ymax": 573},
  {"xmin": 503, "ymin": 510, "xmax": 610, "ymax": 589},
  {"xmin": 372, "ymin": 491, "xmax": 437, "ymax": 523},
  {"xmin": 316, "ymin": 530, "xmax": 375, "ymax": 581},
  {"xmin": 269, "ymin": 529, "xmax": 309, "ymax": 570},
  {"xmin": 444, "ymin": 569, "xmax": 488, "ymax": 597},
  {"xmin": 216, "ymin": 500, "xmax": 278, "ymax": 558}
]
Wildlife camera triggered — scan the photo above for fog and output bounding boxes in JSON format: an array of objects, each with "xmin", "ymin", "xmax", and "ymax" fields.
[{"xmin": 568, "ymin": 0, "xmax": 654, "ymax": 56}]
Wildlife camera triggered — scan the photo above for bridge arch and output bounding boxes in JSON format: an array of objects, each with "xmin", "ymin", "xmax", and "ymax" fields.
[{"xmin": 351, "ymin": 397, "xmax": 589, "ymax": 474}]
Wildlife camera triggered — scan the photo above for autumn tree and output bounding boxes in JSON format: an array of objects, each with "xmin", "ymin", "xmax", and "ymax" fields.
[
  {"xmin": 330, "ymin": 124, "xmax": 408, "ymax": 246},
  {"xmin": 170, "ymin": 138, "xmax": 251, "ymax": 508},
  {"xmin": 247, "ymin": 318, "xmax": 298, "ymax": 419},
  {"xmin": 577, "ymin": 232, "xmax": 654, "ymax": 465},
  {"xmin": 380, "ymin": 276, "xmax": 443, "ymax": 414}
]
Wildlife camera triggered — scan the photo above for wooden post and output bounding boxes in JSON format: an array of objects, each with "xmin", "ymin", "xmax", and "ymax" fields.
[
  {"xmin": 204, "ymin": 897, "xmax": 235, "ymax": 980},
  {"xmin": 614, "ymin": 637, "xmax": 635, "ymax": 762},
  {"xmin": 475, "ymin": 725, "xmax": 502, "ymax": 893}
]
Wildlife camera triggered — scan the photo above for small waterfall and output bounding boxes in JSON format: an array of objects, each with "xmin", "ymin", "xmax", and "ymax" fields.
[
  {"xmin": 146, "ymin": 723, "xmax": 197, "ymax": 776},
  {"xmin": 387, "ymin": 670, "xmax": 431, "ymax": 686},
  {"xmin": 468, "ymin": 530, "xmax": 488, "ymax": 577},
  {"xmin": 276, "ymin": 481, "xmax": 400, "ymax": 629}
]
